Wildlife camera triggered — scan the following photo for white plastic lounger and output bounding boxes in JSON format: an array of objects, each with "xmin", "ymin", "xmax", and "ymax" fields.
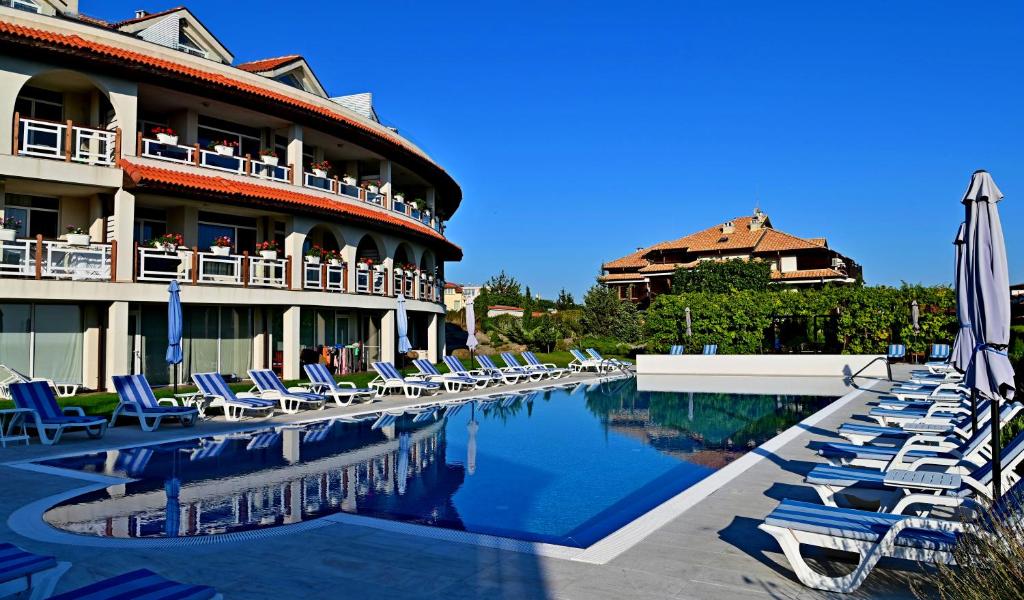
[
  {"xmin": 8, "ymin": 381, "xmax": 107, "ymax": 446},
  {"xmin": 477, "ymin": 355, "xmax": 527, "ymax": 384},
  {"xmin": 110, "ymin": 374, "xmax": 198, "ymax": 431},
  {"xmin": 302, "ymin": 363, "xmax": 376, "ymax": 406},
  {"xmin": 837, "ymin": 400, "xmax": 990, "ymax": 446},
  {"xmin": 521, "ymin": 352, "xmax": 570, "ymax": 378},
  {"xmin": 498, "ymin": 353, "xmax": 545, "ymax": 381},
  {"xmin": 191, "ymin": 372, "xmax": 276, "ymax": 421},
  {"xmin": 410, "ymin": 359, "xmax": 481, "ymax": 392},
  {"xmin": 248, "ymin": 369, "xmax": 325, "ymax": 414},
  {"xmin": 0, "ymin": 542, "xmax": 70, "ymax": 600},
  {"xmin": 442, "ymin": 356, "xmax": 501, "ymax": 387},
  {"xmin": 0, "ymin": 364, "xmax": 78, "ymax": 400},
  {"xmin": 585, "ymin": 348, "xmax": 633, "ymax": 369},
  {"xmin": 370, "ymin": 362, "xmax": 441, "ymax": 398},
  {"xmin": 568, "ymin": 349, "xmax": 607, "ymax": 373}
]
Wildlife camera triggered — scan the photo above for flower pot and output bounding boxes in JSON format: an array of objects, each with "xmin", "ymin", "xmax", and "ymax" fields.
[
  {"xmin": 210, "ymin": 246, "xmax": 231, "ymax": 256},
  {"xmin": 394, "ymin": 194, "xmax": 405, "ymax": 203},
  {"xmin": 0, "ymin": 228, "xmax": 16, "ymax": 242},
  {"xmin": 394, "ymin": 268, "xmax": 404, "ymax": 275},
  {"xmin": 329, "ymin": 259, "xmax": 342, "ymax": 266},
  {"xmin": 342, "ymin": 176, "xmax": 357, "ymax": 186},
  {"xmin": 156, "ymin": 243, "xmax": 177, "ymax": 252},
  {"xmin": 66, "ymin": 233, "xmax": 91, "ymax": 246},
  {"xmin": 259, "ymin": 250, "xmax": 278, "ymax": 260},
  {"xmin": 156, "ymin": 133, "xmax": 178, "ymax": 146},
  {"xmin": 214, "ymin": 145, "xmax": 235, "ymax": 156},
  {"xmin": 306, "ymin": 255, "xmax": 321, "ymax": 265},
  {"xmin": 357, "ymin": 263, "xmax": 369, "ymax": 270},
  {"xmin": 366, "ymin": 185, "xmax": 379, "ymax": 194},
  {"xmin": 313, "ymin": 169, "xmax": 327, "ymax": 178},
  {"xmin": 261, "ymin": 155, "xmax": 279, "ymax": 167}
]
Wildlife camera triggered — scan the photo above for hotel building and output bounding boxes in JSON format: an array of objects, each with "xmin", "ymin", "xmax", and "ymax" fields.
[{"xmin": 0, "ymin": 2, "xmax": 462, "ymax": 390}]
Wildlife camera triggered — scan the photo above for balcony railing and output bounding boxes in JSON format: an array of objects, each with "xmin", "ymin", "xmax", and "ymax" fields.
[
  {"xmin": 135, "ymin": 246, "xmax": 288, "ymax": 288},
  {"xmin": 0, "ymin": 236, "xmax": 114, "ymax": 281},
  {"xmin": 138, "ymin": 137, "xmax": 292, "ymax": 184},
  {"xmin": 302, "ymin": 261, "xmax": 347, "ymax": 292},
  {"xmin": 355, "ymin": 265, "xmax": 388, "ymax": 296},
  {"xmin": 14, "ymin": 115, "xmax": 119, "ymax": 166}
]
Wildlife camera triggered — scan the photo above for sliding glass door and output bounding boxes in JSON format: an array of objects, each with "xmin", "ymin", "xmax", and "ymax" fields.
[{"xmin": 0, "ymin": 303, "xmax": 82, "ymax": 383}]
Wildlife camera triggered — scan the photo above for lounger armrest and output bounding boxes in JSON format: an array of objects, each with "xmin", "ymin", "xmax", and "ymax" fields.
[
  {"xmin": 286, "ymin": 386, "xmax": 308, "ymax": 393},
  {"xmin": 890, "ymin": 493, "xmax": 982, "ymax": 517},
  {"xmin": 62, "ymin": 406, "xmax": 86, "ymax": 417},
  {"xmin": 334, "ymin": 381, "xmax": 357, "ymax": 389},
  {"xmin": 157, "ymin": 398, "xmax": 180, "ymax": 407},
  {"xmin": 236, "ymin": 391, "xmax": 260, "ymax": 400},
  {"xmin": 902, "ymin": 433, "xmax": 956, "ymax": 447}
]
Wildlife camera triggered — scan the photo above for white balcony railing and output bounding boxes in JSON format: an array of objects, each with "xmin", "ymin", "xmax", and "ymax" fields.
[
  {"xmin": 16, "ymin": 117, "xmax": 117, "ymax": 166},
  {"xmin": 246, "ymin": 255, "xmax": 288, "ymax": 288},
  {"xmin": 0, "ymin": 238, "xmax": 112, "ymax": 280},
  {"xmin": 355, "ymin": 266, "xmax": 388, "ymax": 295},
  {"xmin": 140, "ymin": 138, "xmax": 195, "ymax": 165},
  {"xmin": 137, "ymin": 247, "xmax": 286, "ymax": 288},
  {"xmin": 250, "ymin": 161, "xmax": 291, "ymax": 183},
  {"xmin": 136, "ymin": 247, "xmax": 192, "ymax": 282},
  {"xmin": 303, "ymin": 261, "xmax": 347, "ymax": 292}
]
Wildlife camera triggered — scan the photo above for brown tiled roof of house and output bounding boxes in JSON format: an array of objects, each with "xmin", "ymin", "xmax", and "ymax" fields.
[
  {"xmin": 602, "ymin": 248, "xmax": 650, "ymax": 270},
  {"xmin": 598, "ymin": 272, "xmax": 649, "ymax": 282},
  {"xmin": 754, "ymin": 229, "xmax": 825, "ymax": 252},
  {"xmin": 771, "ymin": 268, "xmax": 848, "ymax": 281},
  {"xmin": 638, "ymin": 261, "xmax": 698, "ymax": 274},
  {"xmin": 237, "ymin": 55, "xmax": 303, "ymax": 73},
  {"xmin": 806, "ymin": 237, "xmax": 828, "ymax": 247},
  {"xmin": 652, "ymin": 217, "xmax": 767, "ymax": 252}
]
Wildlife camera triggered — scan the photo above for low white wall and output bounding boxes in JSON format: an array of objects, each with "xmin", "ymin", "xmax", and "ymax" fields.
[{"xmin": 636, "ymin": 354, "xmax": 887, "ymax": 378}]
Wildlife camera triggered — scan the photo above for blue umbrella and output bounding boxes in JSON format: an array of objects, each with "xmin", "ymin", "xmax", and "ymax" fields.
[
  {"xmin": 166, "ymin": 281, "xmax": 183, "ymax": 394},
  {"xmin": 396, "ymin": 294, "xmax": 412, "ymax": 354},
  {"xmin": 164, "ymin": 476, "xmax": 180, "ymax": 537},
  {"xmin": 962, "ymin": 170, "xmax": 1016, "ymax": 500},
  {"xmin": 396, "ymin": 432, "xmax": 410, "ymax": 495}
]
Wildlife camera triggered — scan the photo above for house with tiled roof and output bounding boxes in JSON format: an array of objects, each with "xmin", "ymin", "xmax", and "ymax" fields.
[
  {"xmin": 601, "ymin": 209, "xmax": 861, "ymax": 305},
  {"xmin": 0, "ymin": 1, "xmax": 462, "ymax": 390}
]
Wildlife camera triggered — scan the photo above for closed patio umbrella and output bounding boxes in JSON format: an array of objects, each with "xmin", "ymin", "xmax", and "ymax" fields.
[
  {"xmin": 910, "ymin": 300, "xmax": 920, "ymax": 333},
  {"xmin": 951, "ymin": 223, "xmax": 975, "ymax": 374},
  {"xmin": 396, "ymin": 294, "xmax": 412, "ymax": 354},
  {"xmin": 685, "ymin": 307, "xmax": 692, "ymax": 337},
  {"xmin": 166, "ymin": 281, "xmax": 183, "ymax": 395},
  {"xmin": 396, "ymin": 432, "xmax": 410, "ymax": 495},
  {"xmin": 962, "ymin": 170, "xmax": 1016, "ymax": 500},
  {"xmin": 465, "ymin": 300, "xmax": 479, "ymax": 367}
]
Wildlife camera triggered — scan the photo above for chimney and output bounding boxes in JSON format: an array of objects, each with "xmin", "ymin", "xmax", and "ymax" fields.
[
  {"xmin": 135, "ymin": 9, "xmax": 148, "ymax": 18},
  {"xmin": 749, "ymin": 208, "xmax": 766, "ymax": 231},
  {"xmin": 635, "ymin": 246, "xmax": 643, "ymax": 252},
  {"xmin": 721, "ymin": 220, "xmax": 735, "ymax": 234}
]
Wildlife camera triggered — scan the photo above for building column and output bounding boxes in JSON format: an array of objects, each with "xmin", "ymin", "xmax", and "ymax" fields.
[
  {"xmin": 105, "ymin": 301, "xmax": 130, "ymax": 390},
  {"xmin": 427, "ymin": 312, "xmax": 440, "ymax": 363},
  {"xmin": 282, "ymin": 305, "xmax": 301, "ymax": 380},
  {"xmin": 285, "ymin": 224, "xmax": 306, "ymax": 290},
  {"xmin": 82, "ymin": 305, "xmax": 102, "ymax": 390},
  {"xmin": 286, "ymin": 124, "xmax": 303, "ymax": 184},
  {"xmin": 112, "ymin": 189, "xmax": 135, "ymax": 282},
  {"xmin": 252, "ymin": 307, "xmax": 267, "ymax": 370},
  {"xmin": 379, "ymin": 159, "xmax": 392, "ymax": 209},
  {"xmin": 380, "ymin": 309, "xmax": 396, "ymax": 365}
]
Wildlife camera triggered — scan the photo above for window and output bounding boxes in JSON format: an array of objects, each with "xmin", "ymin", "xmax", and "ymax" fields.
[
  {"xmin": 274, "ymin": 72, "xmax": 305, "ymax": 91},
  {"xmin": 134, "ymin": 207, "xmax": 167, "ymax": 245},
  {"xmin": 0, "ymin": 0, "xmax": 41, "ymax": 14},
  {"xmin": 4, "ymin": 195, "xmax": 59, "ymax": 239},
  {"xmin": 197, "ymin": 212, "xmax": 257, "ymax": 253},
  {"xmin": 197, "ymin": 116, "xmax": 260, "ymax": 159},
  {"xmin": 14, "ymin": 86, "xmax": 62, "ymax": 122},
  {"xmin": 0, "ymin": 303, "xmax": 83, "ymax": 385},
  {"xmin": 176, "ymin": 24, "xmax": 207, "ymax": 58}
]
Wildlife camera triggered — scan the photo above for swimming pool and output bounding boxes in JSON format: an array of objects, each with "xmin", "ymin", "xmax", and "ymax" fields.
[{"xmin": 38, "ymin": 379, "xmax": 836, "ymax": 547}]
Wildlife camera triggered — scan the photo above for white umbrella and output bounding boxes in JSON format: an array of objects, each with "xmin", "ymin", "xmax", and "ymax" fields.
[
  {"xmin": 396, "ymin": 294, "xmax": 411, "ymax": 354},
  {"xmin": 465, "ymin": 299, "xmax": 479, "ymax": 368},
  {"xmin": 467, "ymin": 418, "xmax": 478, "ymax": 476},
  {"xmin": 951, "ymin": 223, "xmax": 975, "ymax": 374},
  {"xmin": 396, "ymin": 432, "xmax": 410, "ymax": 495},
  {"xmin": 910, "ymin": 300, "xmax": 920, "ymax": 333},
  {"xmin": 962, "ymin": 170, "xmax": 1016, "ymax": 500},
  {"xmin": 685, "ymin": 307, "xmax": 692, "ymax": 337}
]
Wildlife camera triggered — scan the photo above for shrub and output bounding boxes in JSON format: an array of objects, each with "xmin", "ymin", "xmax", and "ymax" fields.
[
  {"xmin": 581, "ymin": 285, "xmax": 642, "ymax": 343},
  {"xmin": 672, "ymin": 259, "xmax": 772, "ymax": 294}
]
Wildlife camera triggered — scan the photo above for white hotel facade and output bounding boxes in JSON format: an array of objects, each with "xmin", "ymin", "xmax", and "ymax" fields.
[{"xmin": 0, "ymin": 1, "xmax": 462, "ymax": 390}]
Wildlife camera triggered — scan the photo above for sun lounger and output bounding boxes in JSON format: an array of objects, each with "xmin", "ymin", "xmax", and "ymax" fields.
[
  {"xmin": 668, "ymin": 345, "xmax": 685, "ymax": 355},
  {"xmin": 499, "ymin": 353, "xmax": 546, "ymax": 381},
  {"xmin": 248, "ymin": 369, "xmax": 325, "ymax": 414},
  {"xmin": 838, "ymin": 399, "xmax": 991, "ymax": 446},
  {"xmin": 192, "ymin": 372, "xmax": 276, "ymax": 421},
  {"xmin": 0, "ymin": 364, "xmax": 78, "ymax": 400},
  {"xmin": 0, "ymin": 542, "xmax": 69, "ymax": 600},
  {"xmin": 522, "ymin": 352, "xmax": 570, "ymax": 378},
  {"xmin": 302, "ymin": 363, "xmax": 376, "ymax": 406},
  {"xmin": 568, "ymin": 349, "xmax": 608, "ymax": 373},
  {"xmin": 8, "ymin": 381, "xmax": 107, "ymax": 445},
  {"xmin": 477, "ymin": 355, "xmax": 528, "ymax": 383},
  {"xmin": 370, "ymin": 362, "xmax": 441, "ymax": 398},
  {"xmin": 585, "ymin": 348, "xmax": 634, "ymax": 369},
  {"xmin": 49, "ymin": 568, "xmax": 219, "ymax": 600},
  {"xmin": 442, "ymin": 356, "xmax": 502, "ymax": 387},
  {"xmin": 702, "ymin": 344, "xmax": 718, "ymax": 355},
  {"xmin": 110, "ymin": 374, "xmax": 198, "ymax": 431},
  {"xmin": 410, "ymin": 359, "xmax": 481, "ymax": 392}
]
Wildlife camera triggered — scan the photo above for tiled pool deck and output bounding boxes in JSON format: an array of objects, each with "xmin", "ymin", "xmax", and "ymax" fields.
[{"xmin": 0, "ymin": 368, "xmax": 935, "ymax": 599}]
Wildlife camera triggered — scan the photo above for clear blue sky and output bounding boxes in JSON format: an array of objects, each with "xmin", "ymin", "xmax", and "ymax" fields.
[{"xmin": 96, "ymin": 1, "xmax": 1023, "ymax": 299}]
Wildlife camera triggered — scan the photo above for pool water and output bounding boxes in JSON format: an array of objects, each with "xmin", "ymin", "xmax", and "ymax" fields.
[{"xmin": 39, "ymin": 379, "xmax": 835, "ymax": 547}]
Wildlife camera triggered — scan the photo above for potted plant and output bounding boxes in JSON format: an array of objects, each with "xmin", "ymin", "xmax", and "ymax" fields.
[
  {"xmin": 150, "ymin": 232, "xmax": 184, "ymax": 252},
  {"xmin": 64, "ymin": 225, "xmax": 91, "ymax": 246},
  {"xmin": 310, "ymin": 160, "xmax": 331, "ymax": 178},
  {"xmin": 328, "ymin": 250, "xmax": 343, "ymax": 266},
  {"xmin": 357, "ymin": 257, "xmax": 373, "ymax": 270},
  {"xmin": 151, "ymin": 126, "xmax": 178, "ymax": 146},
  {"xmin": 362, "ymin": 179, "xmax": 381, "ymax": 194},
  {"xmin": 394, "ymin": 192, "xmax": 405, "ymax": 203},
  {"xmin": 259, "ymin": 148, "xmax": 279, "ymax": 167},
  {"xmin": 305, "ymin": 244, "xmax": 323, "ymax": 264},
  {"xmin": 257, "ymin": 240, "xmax": 279, "ymax": 260},
  {"xmin": 342, "ymin": 173, "xmax": 357, "ymax": 186},
  {"xmin": 210, "ymin": 235, "xmax": 232, "ymax": 256},
  {"xmin": 210, "ymin": 139, "xmax": 238, "ymax": 156},
  {"xmin": 0, "ymin": 216, "xmax": 21, "ymax": 242}
]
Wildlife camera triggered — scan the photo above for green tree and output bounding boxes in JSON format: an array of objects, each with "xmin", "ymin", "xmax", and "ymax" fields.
[
  {"xmin": 473, "ymin": 270, "xmax": 525, "ymax": 330},
  {"xmin": 556, "ymin": 288, "xmax": 576, "ymax": 310},
  {"xmin": 672, "ymin": 259, "xmax": 773, "ymax": 294},
  {"xmin": 582, "ymin": 284, "xmax": 642, "ymax": 343}
]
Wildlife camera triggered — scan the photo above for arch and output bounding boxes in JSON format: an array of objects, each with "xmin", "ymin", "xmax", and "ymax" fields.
[
  {"xmin": 419, "ymin": 249, "xmax": 437, "ymax": 275},
  {"xmin": 355, "ymin": 234, "xmax": 383, "ymax": 263},
  {"xmin": 304, "ymin": 225, "xmax": 342, "ymax": 254},
  {"xmin": 393, "ymin": 242, "xmax": 416, "ymax": 270},
  {"xmin": 15, "ymin": 69, "xmax": 120, "ymax": 128}
]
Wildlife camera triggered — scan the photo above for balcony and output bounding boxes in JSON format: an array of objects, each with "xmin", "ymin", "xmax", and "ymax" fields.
[
  {"xmin": 0, "ymin": 236, "xmax": 114, "ymax": 281},
  {"xmin": 138, "ymin": 137, "xmax": 292, "ymax": 184},
  {"xmin": 14, "ymin": 116, "xmax": 120, "ymax": 167},
  {"xmin": 302, "ymin": 261, "xmax": 347, "ymax": 292},
  {"xmin": 354, "ymin": 265, "xmax": 388, "ymax": 296},
  {"xmin": 135, "ymin": 246, "xmax": 288, "ymax": 289}
]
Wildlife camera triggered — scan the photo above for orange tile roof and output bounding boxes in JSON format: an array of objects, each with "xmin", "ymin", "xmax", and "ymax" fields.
[
  {"xmin": 237, "ymin": 55, "xmax": 303, "ymax": 73},
  {"xmin": 599, "ymin": 272, "xmax": 649, "ymax": 282},
  {"xmin": 652, "ymin": 217, "xmax": 767, "ymax": 252},
  {"xmin": 806, "ymin": 237, "xmax": 828, "ymax": 247},
  {"xmin": 753, "ymin": 228, "xmax": 825, "ymax": 252},
  {"xmin": 119, "ymin": 160, "xmax": 461, "ymax": 259},
  {"xmin": 0, "ymin": 20, "xmax": 456, "ymax": 196},
  {"xmin": 638, "ymin": 261, "xmax": 698, "ymax": 274},
  {"xmin": 771, "ymin": 268, "xmax": 848, "ymax": 280},
  {"xmin": 488, "ymin": 305, "xmax": 523, "ymax": 311},
  {"xmin": 113, "ymin": 7, "xmax": 187, "ymax": 27},
  {"xmin": 602, "ymin": 248, "xmax": 650, "ymax": 270}
]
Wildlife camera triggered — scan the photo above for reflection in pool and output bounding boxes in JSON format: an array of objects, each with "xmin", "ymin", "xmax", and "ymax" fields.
[{"xmin": 40, "ymin": 379, "xmax": 835, "ymax": 547}]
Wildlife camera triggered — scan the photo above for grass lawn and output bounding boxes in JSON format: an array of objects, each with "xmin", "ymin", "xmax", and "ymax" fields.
[{"xmin": 0, "ymin": 351, "xmax": 610, "ymax": 419}]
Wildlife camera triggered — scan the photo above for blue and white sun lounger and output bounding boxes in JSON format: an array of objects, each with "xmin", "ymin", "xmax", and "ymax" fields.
[
  {"xmin": 48, "ymin": 568, "xmax": 220, "ymax": 600},
  {"xmin": 8, "ymin": 381, "xmax": 107, "ymax": 446},
  {"xmin": 585, "ymin": 348, "xmax": 634, "ymax": 369},
  {"xmin": 568, "ymin": 349, "xmax": 607, "ymax": 373},
  {"xmin": 246, "ymin": 430, "xmax": 281, "ymax": 451},
  {"xmin": 0, "ymin": 542, "xmax": 69, "ymax": 600},
  {"xmin": 410, "ymin": 359, "xmax": 481, "ymax": 392},
  {"xmin": 669, "ymin": 345, "xmax": 685, "ymax": 355},
  {"xmin": 442, "ymin": 355, "xmax": 502, "ymax": 387},
  {"xmin": 110, "ymin": 374, "xmax": 198, "ymax": 431},
  {"xmin": 477, "ymin": 355, "xmax": 527, "ymax": 384},
  {"xmin": 702, "ymin": 344, "xmax": 718, "ymax": 355},
  {"xmin": 522, "ymin": 352, "xmax": 570, "ymax": 378},
  {"xmin": 499, "ymin": 353, "xmax": 545, "ymax": 381},
  {"xmin": 370, "ymin": 362, "xmax": 441, "ymax": 398},
  {"xmin": 303, "ymin": 363, "xmax": 375, "ymax": 406},
  {"xmin": 248, "ymin": 369, "xmax": 325, "ymax": 414},
  {"xmin": 192, "ymin": 372, "xmax": 276, "ymax": 421},
  {"xmin": 190, "ymin": 437, "xmax": 229, "ymax": 462}
]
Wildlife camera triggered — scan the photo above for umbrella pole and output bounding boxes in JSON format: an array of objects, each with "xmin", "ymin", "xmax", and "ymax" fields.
[
  {"xmin": 991, "ymin": 398, "xmax": 1002, "ymax": 501},
  {"xmin": 173, "ymin": 364, "xmax": 178, "ymax": 396},
  {"xmin": 970, "ymin": 389, "xmax": 977, "ymax": 434}
]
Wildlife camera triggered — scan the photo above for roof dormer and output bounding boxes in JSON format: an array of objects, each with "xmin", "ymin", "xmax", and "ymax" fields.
[
  {"xmin": 237, "ymin": 55, "xmax": 328, "ymax": 97},
  {"xmin": 116, "ymin": 7, "xmax": 233, "ymax": 64},
  {"xmin": 330, "ymin": 92, "xmax": 380, "ymax": 123},
  {"xmin": 721, "ymin": 220, "xmax": 735, "ymax": 234}
]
